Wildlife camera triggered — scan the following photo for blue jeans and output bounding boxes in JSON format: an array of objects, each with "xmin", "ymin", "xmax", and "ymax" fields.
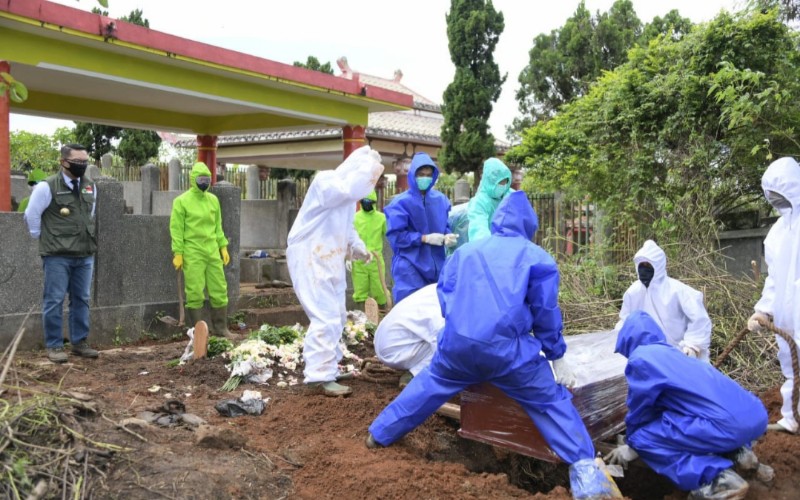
[{"xmin": 42, "ymin": 256, "xmax": 94, "ymax": 349}]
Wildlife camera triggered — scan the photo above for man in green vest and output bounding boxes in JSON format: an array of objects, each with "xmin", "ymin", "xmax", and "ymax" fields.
[
  {"xmin": 170, "ymin": 161, "xmax": 234, "ymax": 339},
  {"xmin": 17, "ymin": 168, "xmax": 48, "ymax": 213},
  {"xmin": 24, "ymin": 144, "xmax": 99, "ymax": 363},
  {"xmin": 347, "ymin": 191, "xmax": 387, "ymax": 309}
]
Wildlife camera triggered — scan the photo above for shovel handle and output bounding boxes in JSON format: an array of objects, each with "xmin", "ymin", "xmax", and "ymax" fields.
[{"xmin": 177, "ymin": 270, "xmax": 185, "ymax": 326}]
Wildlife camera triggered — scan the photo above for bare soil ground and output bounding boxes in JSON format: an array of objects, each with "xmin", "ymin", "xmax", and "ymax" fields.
[{"xmin": 6, "ymin": 334, "xmax": 799, "ymax": 500}]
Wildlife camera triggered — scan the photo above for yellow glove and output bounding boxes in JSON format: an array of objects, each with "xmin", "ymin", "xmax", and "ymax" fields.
[
  {"xmin": 172, "ymin": 254, "xmax": 183, "ymax": 271},
  {"xmin": 221, "ymin": 247, "xmax": 230, "ymax": 266}
]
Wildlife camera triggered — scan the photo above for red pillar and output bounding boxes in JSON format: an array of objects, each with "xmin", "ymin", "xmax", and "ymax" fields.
[
  {"xmin": 196, "ymin": 134, "xmax": 218, "ymax": 184},
  {"xmin": 342, "ymin": 125, "xmax": 365, "ymax": 160},
  {"xmin": 0, "ymin": 61, "xmax": 10, "ymax": 212}
]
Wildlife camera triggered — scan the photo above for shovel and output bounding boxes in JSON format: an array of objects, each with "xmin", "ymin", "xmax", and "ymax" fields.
[{"xmin": 159, "ymin": 270, "xmax": 185, "ymax": 327}]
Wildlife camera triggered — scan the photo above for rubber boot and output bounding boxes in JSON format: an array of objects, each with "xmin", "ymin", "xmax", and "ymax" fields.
[
  {"xmin": 307, "ymin": 381, "xmax": 352, "ymax": 397},
  {"xmin": 211, "ymin": 307, "xmax": 237, "ymax": 340},
  {"xmin": 186, "ymin": 308, "xmax": 206, "ymax": 329}
]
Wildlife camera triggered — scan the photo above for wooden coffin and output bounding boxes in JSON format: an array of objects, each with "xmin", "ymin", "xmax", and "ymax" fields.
[{"xmin": 458, "ymin": 330, "xmax": 628, "ymax": 462}]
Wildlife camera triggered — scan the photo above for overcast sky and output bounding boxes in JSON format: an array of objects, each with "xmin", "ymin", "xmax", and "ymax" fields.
[{"xmin": 11, "ymin": 0, "xmax": 741, "ymax": 138}]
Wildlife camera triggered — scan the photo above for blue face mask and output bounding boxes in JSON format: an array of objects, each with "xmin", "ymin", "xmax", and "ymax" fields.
[
  {"xmin": 492, "ymin": 183, "xmax": 509, "ymax": 200},
  {"xmin": 416, "ymin": 176, "xmax": 433, "ymax": 191}
]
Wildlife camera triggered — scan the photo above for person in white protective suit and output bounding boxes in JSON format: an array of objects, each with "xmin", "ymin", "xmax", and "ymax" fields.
[
  {"xmin": 747, "ymin": 156, "xmax": 800, "ymax": 433},
  {"xmin": 614, "ymin": 240, "xmax": 712, "ymax": 361},
  {"xmin": 373, "ymin": 283, "xmax": 444, "ymax": 388},
  {"xmin": 286, "ymin": 146, "xmax": 384, "ymax": 397}
]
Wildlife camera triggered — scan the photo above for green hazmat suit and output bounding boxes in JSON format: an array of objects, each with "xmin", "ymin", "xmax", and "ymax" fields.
[
  {"xmin": 352, "ymin": 191, "xmax": 387, "ymax": 306},
  {"xmin": 17, "ymin": 168, "xmax": 48, "ymax": 213},
  {"xmin": 170, "ymin": 162, "xmax": 229, "ymax": 310},
  {"xmin": 467, "ymin": 158, "xmax": 512, "ymax": 241}
]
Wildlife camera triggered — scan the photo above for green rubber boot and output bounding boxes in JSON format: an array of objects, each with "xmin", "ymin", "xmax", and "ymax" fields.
[
  {"xmin": 186, "ymin": 308, "xmax": 206, "ymax": 329},
  {"xmin": 211, "ymin": 307, "xmax": 237, "ymax": 340}
]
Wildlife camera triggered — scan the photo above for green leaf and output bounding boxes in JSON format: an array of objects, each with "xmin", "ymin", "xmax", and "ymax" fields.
[
  {"xmin": 9, "ymin": 81, "xmax": 28, "ymax": 103},
  {"xmin": 97, "ymin": 0, "xmax": 109, "ymax": 8}
]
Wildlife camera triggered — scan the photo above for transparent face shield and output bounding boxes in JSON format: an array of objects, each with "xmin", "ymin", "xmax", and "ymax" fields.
[{"xmin": 766, "ymin": 190, "xmax": 792, "ymax": 214}]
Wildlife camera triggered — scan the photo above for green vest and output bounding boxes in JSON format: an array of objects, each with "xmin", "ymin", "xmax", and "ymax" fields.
[{"xmin": 39, "ymin": 174, "xmax": 97, "ymax": 257}]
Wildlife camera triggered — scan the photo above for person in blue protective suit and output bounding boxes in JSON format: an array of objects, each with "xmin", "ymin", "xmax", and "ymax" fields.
[
  {"xmin": 366, "ymin": 191, "xmax": 618, "ymax": 500},
  {"xmin": 606, "ymin": 310, "xmax": 769, "ymax": 500},
  {"xmin": 384, "ymin": 152, "xmax": 456, "ymax": 304},
  {"xmin": 467, "ymin": 157, "xmax": 512, "ymax": 241}
]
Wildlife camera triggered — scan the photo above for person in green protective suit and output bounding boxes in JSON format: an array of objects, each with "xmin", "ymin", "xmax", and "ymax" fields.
[
  {"xmin": 170, "ymin": 162, "xmax": 235, "ymax": 339},
  {"xmin": 467, "ymin": 157, "xmax": 513, "ymax": 242},
  {"xmin": 17, "ymin": 168, "xmax": 48, "ymax": 213},
  {"xmin": 348, "ymin": 191, "xmax": 387, "ymax": 308}
]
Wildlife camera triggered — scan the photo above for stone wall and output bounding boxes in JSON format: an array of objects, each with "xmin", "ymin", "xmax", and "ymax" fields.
[{"xmin": 0, "ymin": 178, "xmax": 241, "ymax": 350}]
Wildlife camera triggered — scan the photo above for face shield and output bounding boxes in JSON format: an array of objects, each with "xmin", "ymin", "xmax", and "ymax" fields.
[{"xmin": 766, "ymin": 190, "xmax": 792, "ymax": 212}]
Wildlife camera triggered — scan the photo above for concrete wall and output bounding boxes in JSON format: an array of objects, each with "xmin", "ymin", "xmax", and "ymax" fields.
[
  {"xmin": 0, "ymin": 178, "xmax": 241, "ymax": 351},
  {"xmin": 718, "ymin": 226, "xmax": 770, "ymax": 278},
  {"xmin": 241, "ymin": 200, "xmax": 281, "ymax": 250},
  {"xmin": 122, "ymin": 181, "xmax": 142, "ymax": 214},
  {"xmin": 152, "ymin": 191, "xmax": 181, "ymax": 216}
]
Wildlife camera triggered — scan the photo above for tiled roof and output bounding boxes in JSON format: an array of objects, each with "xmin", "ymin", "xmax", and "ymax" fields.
[{"xmin": 175, "ymin": 59, "xmax": 508, "ymax": 151}]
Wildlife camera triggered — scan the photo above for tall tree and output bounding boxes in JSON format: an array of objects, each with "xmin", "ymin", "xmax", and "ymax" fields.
[
  {"xmin": 511, "ymin": 1, "xmax": 691, "ymax": 137},
  {"xmin": 507, "ymin": 9, "xmax": 800, "ymax": 238},
  {"xmin": 293, "ymin": 56, "xmax": 334, "ymax": 74},
  {"xmin": 440, "ymin": 0, "xmax": 506, "ymax": 179},
  {"xmin": 73, "ymin": 122, "xmax": 121, "ymax": 162},
  {"xmin": 117, "ymin": 129, "xmax": 161, "ymax": 167}
]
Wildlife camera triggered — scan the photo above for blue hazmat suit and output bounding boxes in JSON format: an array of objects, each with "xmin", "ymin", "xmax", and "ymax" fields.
[
  {"xmin": 385, "ymin": 152, "xmax": 451, "ymax": 304},
  {"xmin": 369, "ymin": 191, "xmax": 595, "ymax": 463},
  {"xmin": 615, "ymin": 311, "xmax": 767, "ymax": 491}
]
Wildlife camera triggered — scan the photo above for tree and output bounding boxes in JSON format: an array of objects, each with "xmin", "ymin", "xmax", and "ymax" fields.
[
  {"xmin": 293, "ymin": 56, "xmax": 333, "ymax": 75},
  {"xmin": 10, "ymin": 131, "xmax": 59, "ymax": 172},
  {"xmin": 117, "ymin": 129, "xmax": 161, "ymax": 167},
  {"xmin": 510, "ymin": 1, "xmax": 691, "ymax": 137},
  {"xmin": 440, "ymin": 0, "xmax": 506, "ymax": 179},
  {"xmin": 506, "ymin": 9, "xmax": 800, "ymax": 240},
  {"xmin": 73, "ymin": 122, "xmax": 122, "ymax": 162},
  {"xmin": 120, "ymin": 8, "xmax": 149, "ymax": 27}
]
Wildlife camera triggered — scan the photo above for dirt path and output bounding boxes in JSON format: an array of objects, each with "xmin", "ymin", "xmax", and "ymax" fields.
[{"xmin": 8, "ymin": 339, "xmax": 799, "ymax": 499}]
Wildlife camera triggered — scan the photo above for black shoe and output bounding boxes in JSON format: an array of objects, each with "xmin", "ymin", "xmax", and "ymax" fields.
[{"xmin": 71, "ymin": 341, "xmax": 99, "ymax": 358}]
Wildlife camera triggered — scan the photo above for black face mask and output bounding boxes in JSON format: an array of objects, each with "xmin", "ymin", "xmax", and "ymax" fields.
[
  {"xmin": 65, "ymin": 160, "xmax": 88, "ymax": 178},
  {"xmin": 196, "ymin": 180, "xmax": 210, "ymax": 192},
  {"xmin": 361, "ymin": 199, "xmax": 374, "ymax": 212},
  {"xmin": 637, "ymin": 263, "xmax": 655, "ymax": 288}
]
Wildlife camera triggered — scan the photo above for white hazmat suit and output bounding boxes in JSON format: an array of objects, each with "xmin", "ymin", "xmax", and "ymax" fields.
[
  {"xmin": 751, "ymin": 156, "xmax": 800, "ymax": 432},
  {"xmin": 374, "ymin": 284, "xmax": 444, "ymax": 376},
  {"xmin": 614, "ymin": 240, "xmax": 712, "ymax": 361},
  {"xmin": 287, "ymin": 146, "xmax": 384, "ymax": 384}
]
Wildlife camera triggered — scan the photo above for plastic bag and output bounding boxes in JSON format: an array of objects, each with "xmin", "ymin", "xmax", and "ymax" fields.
[
  {"xmin": 569, "ymin": 458, "xmax": 622, "ymax": 499},
  {"xmin": 215, "ymin": 390, "xmax": 270, "ymax": 417}
]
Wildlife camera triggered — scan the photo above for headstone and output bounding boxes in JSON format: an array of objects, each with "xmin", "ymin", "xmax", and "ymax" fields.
[
  {"xmin": 245, "ymin": 165, "xmax": 260, "ymax": 200},
  {"xmin": 140, "ymin": 163, "xmax": 160, "ymax": 215},
  {"xmin": 168, "ymin": 158, "xmax": 182, "ymax": 191},
  {"xmin": 193, "ymin": 320, "xmax": 209, "ymax": 359},
  {"xmin": 100, "ymin": 153, "xmax": 113, "ymax": 169},
  {"xmin": 364, "ymin": 298, "xmax": 379, "ymax": 325},
  {"xmin": 454, "ymin": 178, "xmax": 471, "ymax": 204}
]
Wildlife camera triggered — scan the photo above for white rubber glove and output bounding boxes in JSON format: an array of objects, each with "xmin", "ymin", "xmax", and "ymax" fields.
[
  {"xmin": 680, "ymin": 342, "xmax": 700, "ymax": 358},
  {"xmin": 552, "ymin": 357, "xmax": 577, "ymax": 388},
  {"xmin": 604, "ymin": 445, "xmax": 638, "ymax": 468},
  {"xmin": 352, "ymin": 246, "xmax": 372, "ymax": 265},
  {"xmin": 345, "ymin": 260, "xmax": 352, "ymax": 272},
  {"xmin": 423, "ymin": 233, "xmax": 445, "ymax": 246},
  {"xmin": 747, "ymin": 312, "xmax": 770, "ymax": 332},
  {"xmin": 444, "ymin": 233, "xmax": 459, "ymax": 248}
]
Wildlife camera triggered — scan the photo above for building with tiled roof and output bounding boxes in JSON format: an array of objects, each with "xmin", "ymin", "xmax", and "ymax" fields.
[{"xmin": 188, "ymin": 57, "xmax": 508, "ymax": 176}]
